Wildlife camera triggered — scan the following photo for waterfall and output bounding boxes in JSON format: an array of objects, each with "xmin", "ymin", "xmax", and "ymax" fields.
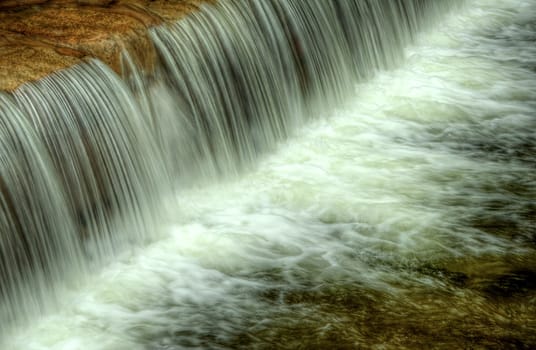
[
  {"xmin": 0, "ymin": 0, "xmax": 463, "ymax": 339},
  {"xmin": 146, "ymin": 0, "xmax": 459, "ymax": 179},
  {"xmin": 1, "ymin": 61, "xmax": 168, "ymax": 334},
  {"xmin": 0, "ymin": 92, "xmax": 80, "ymax": 327}
]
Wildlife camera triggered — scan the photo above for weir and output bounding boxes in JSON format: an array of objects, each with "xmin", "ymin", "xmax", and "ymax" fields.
[{"xmin": 1, "ymin": 0, "xmax": 465, "ymax": 340}]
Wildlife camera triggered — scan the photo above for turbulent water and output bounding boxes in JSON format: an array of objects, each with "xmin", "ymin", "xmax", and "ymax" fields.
[{"xmin": 1, "ymin": 0, "xmax": 535, "ymax": 348}]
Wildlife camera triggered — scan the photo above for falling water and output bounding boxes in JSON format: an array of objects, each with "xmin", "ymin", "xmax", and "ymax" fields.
[
  {"xmin": 0, "ymin": 92, "xmax": 80, "ymax": 328},
  {"xmin": 1, "ymin": 0, "xmax": 535, "ymax": 348},
  {"xmin": 1, "ymin": 61, "xmax": 168, "ymax": 334},
  {"xmin": 142, "ymin": 0, "xmax": 458, "ymax": 179}
]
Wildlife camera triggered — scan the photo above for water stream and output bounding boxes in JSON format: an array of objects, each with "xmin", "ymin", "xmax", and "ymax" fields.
[{"xmin": 0, "ymin": 0, "xmax": 534, "ymax": 348}]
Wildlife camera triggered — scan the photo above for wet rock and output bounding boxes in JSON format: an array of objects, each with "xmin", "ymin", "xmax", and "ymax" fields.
[
  {"xmin": 482, "ymin": 268, "xmax": 536, "ymax": 298},
  {"xmin": 0, "ymin": 32, "xmax": 82, "ymax": 91},
  {"xmin": 0, "ymin": 0, "xmax": 214, "ymax": 91},
  {"xmin": 77, "ymin": 0, "xmax": 113, "ymax": 6},
  {"xmin": 0, "ymin": 0, "xmax": 49, "ymax": 10}
]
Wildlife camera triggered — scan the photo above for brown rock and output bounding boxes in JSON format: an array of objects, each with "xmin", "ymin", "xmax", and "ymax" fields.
[
  {"xmin": 0, "ymin": 31, "xmax": 82, "ymax": 90},
  {"xmin": 0, "ymin": 0, "xmax": 49, "ymax": 10},
  {"xmin": 0, "ymin": 0, "xmax": 215, "ymax": 91},
  {"xmin": 77, "ymin": 0, "xmax": 113, "ymax": 6}
]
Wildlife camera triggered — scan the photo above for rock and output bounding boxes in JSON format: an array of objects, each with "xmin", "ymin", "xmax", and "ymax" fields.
[
  {"xmin": 0, "ymin": 0, "xmax": 215, "ymax": 91},
  {"xmin": 77, "ymin": 0, "xmax": 114, "ymax": 6},
  {"xmin": 0, "ymin": 0, "xmax": 50, "ymax": 10}
]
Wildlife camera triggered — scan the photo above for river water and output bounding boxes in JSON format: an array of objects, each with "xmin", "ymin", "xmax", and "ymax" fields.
[{"xmin": 3, "ymin": 0, "xmax": 535, "ymax": 348}]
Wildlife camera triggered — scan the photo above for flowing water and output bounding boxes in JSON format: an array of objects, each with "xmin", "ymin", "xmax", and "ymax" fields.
[{"xmin": 1, "ymin": 0, "xmax": 535, "ymax": 348}]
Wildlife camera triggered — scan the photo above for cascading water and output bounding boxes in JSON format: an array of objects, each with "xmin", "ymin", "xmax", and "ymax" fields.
[
  {"xmin": 1, "ymin": 0, "xmax": 535, "ymax": 348},
  {"xmin": 145, "ymin": 0, "xmax": 458, "ymax": 179},
  {"xmin": 1, "ymin": 60, "xmax": 168, "ymax": 334},
  {"xmin": 1, "ymin": 0, "xmax": 452, "ymax": 337},
  {"xmin": 0, "ymin": 92, "xmax": 81, "ymax": 328}
]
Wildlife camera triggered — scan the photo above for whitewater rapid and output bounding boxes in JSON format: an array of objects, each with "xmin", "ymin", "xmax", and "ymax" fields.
[{"xmin": 4, "ymin": 0, "xmax": 535, "ymax": 348}]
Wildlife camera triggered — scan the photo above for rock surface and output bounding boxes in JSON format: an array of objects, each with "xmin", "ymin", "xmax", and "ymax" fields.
[{"xmin": 0, "ymin": 0, "xmax": 214, "ymax": 91}]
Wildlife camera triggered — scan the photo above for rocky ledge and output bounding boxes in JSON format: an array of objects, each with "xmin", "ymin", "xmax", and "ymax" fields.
[{"xmin": 0, "ymin": 0, "xmax": 214, "ymax": 91}]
